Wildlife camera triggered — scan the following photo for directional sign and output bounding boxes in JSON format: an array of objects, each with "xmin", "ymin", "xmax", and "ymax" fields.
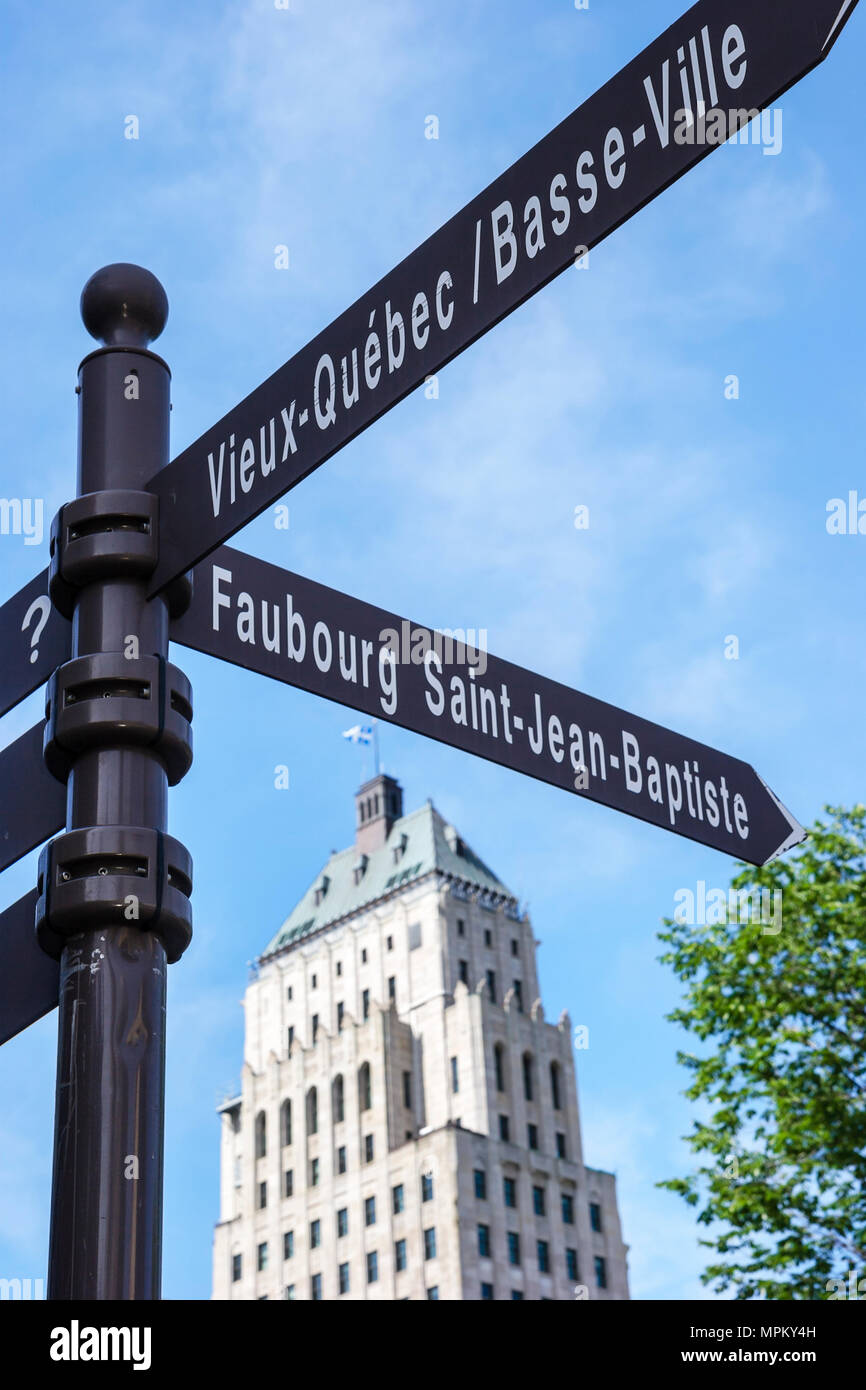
[
  {"xmin": 0, "ymin": 890, "xmax": 59, "ymax": 1046},
  {"xmin": 171, "ymin": 546, "xmax": 804, "ymax": 866},
  {"xmin": 147, "ymin": 0, "xmax": 860, "ymax": 593},
  {"xmin": 0, "ymin": 570, "xmax": 70, "ymax": 719},
  {"xmin": 0, "ymin": 723, "xmax": 66, "ymax": 873}
]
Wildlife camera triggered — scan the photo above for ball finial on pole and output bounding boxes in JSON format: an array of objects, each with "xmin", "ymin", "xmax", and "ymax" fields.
[{"xmin": 80, "ymin": 263, "xmax": 168, "ymax": 348}]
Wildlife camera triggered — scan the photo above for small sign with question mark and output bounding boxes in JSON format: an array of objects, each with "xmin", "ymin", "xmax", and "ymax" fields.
[{"xmin": 22, "ymin": 595, "xmax": 51, "ymax": 664}]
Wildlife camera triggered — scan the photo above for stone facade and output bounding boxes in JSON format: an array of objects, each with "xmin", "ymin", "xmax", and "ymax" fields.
[{"xmin": 213, "ymin": 775, "xmax": 629, "ymax": 1300}]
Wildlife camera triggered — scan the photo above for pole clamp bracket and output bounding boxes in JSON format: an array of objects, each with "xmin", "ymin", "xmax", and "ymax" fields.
[
  {"xmin": 44, "ymin": 653, "xmax": 193, "ymax": 784},
  {"xmin": 36, "ymin": 826, "xmax": 193, "ymax": 963},
  {"xmin": 49, "ymin": 490, "xmax": 191, "ymax": 618}
]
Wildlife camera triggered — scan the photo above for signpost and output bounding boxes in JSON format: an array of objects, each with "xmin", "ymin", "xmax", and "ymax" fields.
[
  {"xmin": 172, "ymin": 546, "xmax": 803, "ymax": 867},
  {"xmin": 0, "ymin": 891, "xmax": 58, "ymax": 1046},
  {"xmin": 146, "ymin": 0, "xmax": 860, "ymax": 594},
  {"xmin": 0, "ymin": 723, "xmax": 65, "ymax": 872},
  {"xmin": 0, "ymin": 0, "xmax": 859, "ymax": 1303},
  {"xmin": 0, "ymin": 571, "xmax": 70, "ymax": 718}
]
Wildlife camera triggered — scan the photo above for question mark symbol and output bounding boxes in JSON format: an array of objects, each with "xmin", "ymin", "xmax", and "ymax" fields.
[{"xmin": 22, "ymin": 596, "xmax": 51, "ymax": 664}]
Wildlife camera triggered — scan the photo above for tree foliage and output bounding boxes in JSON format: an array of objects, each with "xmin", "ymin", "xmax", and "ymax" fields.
[{"xmin": 658, "ymin": 805, "xmax": 866, "ymax": 1299}]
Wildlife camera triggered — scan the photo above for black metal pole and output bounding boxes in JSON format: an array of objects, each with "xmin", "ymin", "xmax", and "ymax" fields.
[{"xmin": 38, "ymin": 266, "xmax": 193, "ymax": 1299}]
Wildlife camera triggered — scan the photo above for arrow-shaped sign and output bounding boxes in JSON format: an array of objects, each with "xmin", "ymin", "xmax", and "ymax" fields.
[
  {"xmin": 0, "ymin": 889, "xmax": 59, "ymax": 1046},
  {"xmin": 0, "ymin": 723, "xmax": 66, "ymax": 873},
  {"xmin": 172, "ymin": 547, "xmax": 804, "ymax": 866},
  {"xmin": 147, "ymin": 0, "xmax": 859, "ymax": 594},
  {"xmin": 0, "ymin": 570, "xmax": 70, "ymax": 719}
]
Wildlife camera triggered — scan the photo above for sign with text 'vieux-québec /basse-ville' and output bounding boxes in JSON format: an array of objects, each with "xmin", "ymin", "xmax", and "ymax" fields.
[{"xmin": 146, "ymin": 0, "xmax": 859, "ymax": 592}]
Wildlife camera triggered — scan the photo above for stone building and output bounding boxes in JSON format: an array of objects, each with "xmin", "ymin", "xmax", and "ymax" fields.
[{"xmin": 212, "ymin": 773, "xmax": 630, "ymax": 1300}]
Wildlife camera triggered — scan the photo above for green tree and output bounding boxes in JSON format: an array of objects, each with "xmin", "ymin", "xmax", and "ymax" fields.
[{"xmin": 658, "ymin": 805, "xmax": 866, "ymax": 1299}]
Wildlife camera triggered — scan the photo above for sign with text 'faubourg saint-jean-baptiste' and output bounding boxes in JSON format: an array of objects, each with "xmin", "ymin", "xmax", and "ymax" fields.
[
  {"xmin": 171, "ymin": 547, "xmax": 804, "ymax": 866},
  {"xmin": 147, "ymin": 0, "xmax": 859, "ymax": 592}
]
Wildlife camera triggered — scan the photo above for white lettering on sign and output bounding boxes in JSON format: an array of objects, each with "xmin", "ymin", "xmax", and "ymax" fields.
[
  {"xmin": 190, "ymin": 18, "xmax": 758, "ymax": 527},
  {"xmin": 201, "ymin": 562, "xmax": 756, "ymax": 848}
]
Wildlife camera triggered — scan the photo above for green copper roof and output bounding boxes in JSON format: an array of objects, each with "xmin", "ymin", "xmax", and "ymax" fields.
[{"xmin": 261, "ymin": 801, "xmax": 515, "ymax": 958}]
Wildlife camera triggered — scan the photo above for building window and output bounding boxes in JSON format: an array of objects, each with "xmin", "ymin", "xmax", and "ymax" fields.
[
  {"xmin": 310, "ymin": 1157, "xmax": 319, "ymax": 1187},
  {"xmin": 337, "ymin": 1146, "xmax": 347, "ymax": 1175},
  {"xmin": 310, "ymin": 1219, "xmax": 321, "ymax": 1249},
  {"xmin": 365, "ymin": 1195, "xmax": 376, "ymax": 1227},
  {"xmin": 504, "ymin": 1176, "xmax": 517, "ymax": 1208},
  {"xmin": 458, "ymin": 958, "xmax": 468, "ymax": 985},
  {"xmin": 306, "ymin": 1087, "xmax": 318, "ymax": 1136},
  {"xmin": 550, "ymin": 1061, "xmax": 562, "ymax": 1110},
  {"xmin": 395, "ymin": 1238, "xmax": 407, "ymax": 1272},
  {"xmin": 481, "ymin": 1282, "xmax": 494, "ymax": 1300},
  {"xmin": 590, "ymin": 1201, "xmax": 603, "ymax": 1233},
  {"xmin": 522, "ymin": 1052, "xmax": 534, "ymax": 1102},
  {"xmin": 387, "ymin": 935, "xmax": 393, "ymax": 951},
  {"xmin": 513, "ymin": 979, "xmax": 523, "ymax": 1011},
  {"xmin": 388, "ymin": 975, "xmax": 396, "ymax": 1002},
  {"xmin": 499, "ymin": 1115, "xmax": 510, "ymax": 1143},
  {"xmin": 450, "ymin": 1056, "xmax": 459, "ymax": 1093},
  {"xmin": 486, "ymin": 969, "xmax": 496, "ymax": 1002},
  {"xmin": 478, "ymin": 1224, "xmax": 491, "ymax": 1258},
  {"xmin": 339, "ymin": 1262, "xmax": 350, "ymax": 1295},
  {"xmin": 484, "ymin": 928, "xmax": 492, "ymax": 947},
  {"xmin": 594, "ymin": 1255, "xmax": 607, "ymax": 1289},
  {"xmin": 337, "ymin": 1001, "xmax": 344, "ymax": 1031},
  {"xmin": 287, "ymin": 1025, "xmax": 294, "ymax": 1055},
  {"xmin": 311, "ymin": 973, "xmax": 317, "ymax": 990},
  {"xmin": 231, "ymin": 1253, "xmax": 242, "ymax": 1283},
  {"xmin": 556, "ymin": 1132, "xmax": 567, "ymax": 1160},
  {"xmin": 333, "ymin": 1073, "xmax": 345, "ymax": 1125},
  {"xmin": 511, "ymin": 938, "xmax": 519, "ymax": 957},
  {"xmin": 361, "ymin": 948, "xmax": 368, "ymax": 964},
  {"xmin": 311, "ymin": 1013, "xmax": 319, "ymax": 1043},
  {"xmin": 408, "ymin": 921, "xmax": 422, "ymax": 950},
  {"xmin": 362, "ymin": 989, "xmax": 370, "ymax": 1020},
  {"xmin": 566, "ymin": 1248, "xmax": 578, "ymax": 1281},
  {"xmin": 336, "ymin": 961, "xmax": 342, "ymax": 976},
  {"xmin": 364, "ymin": 1134, "xmax": 374, "ymax": 1163},
  {"xmin": 258, "ymin": 1180, "xmax": 267, "ymax": 1210},
  {"xmin": 507, "ymin": 1232, "xmax": 520, "ymax": 1266},
  {"xmin": 366, "ymin": 1251, "xmax": 379, "ymax": 1285},
  {"xmin": 281, "ymin": 1099, "xmax": 292, "ymax": 1146},
  {"xmin": 427, "ymin": 1286, "xmax": 439, "ymax": 1300},
  {"xmin": 284, "ymin": 1169, "xmax": 294, "ymax": 1198},
  {"xmin": 533, "ymin": 1185, "xmax": 545, "ymax": 1217},
  {"xmin": 392, "ymin": 1183, "xmax": 405, "ymax": 1214},
  {"xmin": 511, "ymin": 1290, "xmax": 523, "ymax": 1300},
  {"xmin": 457, "ymin": 918, "xmax": 465, "ymax": 937},
  {"xmin": 311, "ymin": 1273, "xmax": 322, "ymax": 1301},
  {"xmin": 537, "ymin": 1239, "xmax": 550, "ymax": 1273},
  {"xmin": 494, "ymin": 1043, "xmax": 505, "ymax": 1092},
  {"xmin": 527, "ymin": 1124, "xmax": 538, "ymax": 1151},
  {"xmin": 337, "ymin": 1208, "xmax": 348, "ymax": 1238},
  {"xmin": 283, "ymin": 1230, "xmax": 294, "ymax": 1260},
  {"xmin": 421, "ymin": 1172, "xmax": 434, "ymax": 1203},
  {"xmin": 562, "ymin": 1193, "xmax": 575, "ymax": 1225},
  {"xmin": 424, "ymin": 1227, "xmax": 437, "ymax": 1260},
  {"xmin": 403, "ymin": 1071, "xmax": 412, "ymax": 1108},
  {"xmin": 257, "ymin": 1242, "xmax": 268, "ymax": 1272},
  {"xmin": 359, "ymin": 1062, "xmax": 372, "ymax": 1111},
  {"xmin": 255, "ymin": 1110, "xmax": 267, "ymax": 1159},
  {"xmin": 284, "ymin": 1284, "xmax": 295, "ymax": 1300},
  {"xmin": 474, "ymin": 1169, "xmax": 487, "ymax": 1201},
  {"xmin": 287, "ymin": 985, "xmax": 293, "ymax": 1001}
]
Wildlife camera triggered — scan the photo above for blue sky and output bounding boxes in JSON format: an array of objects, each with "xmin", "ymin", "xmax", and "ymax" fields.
[{"xmin": 0, "ymin": 0, "xmax": 863, "ymax": 1300}]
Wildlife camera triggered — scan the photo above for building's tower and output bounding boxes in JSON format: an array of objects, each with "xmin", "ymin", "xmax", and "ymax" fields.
[{"xmin": 213, "ymin": 775, "xmax": 630, "ymax": 1301}]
